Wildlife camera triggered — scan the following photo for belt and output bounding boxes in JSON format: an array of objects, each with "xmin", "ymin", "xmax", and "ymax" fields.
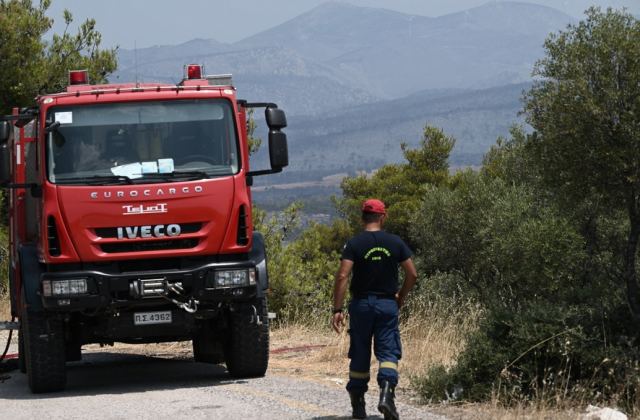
[{"xmin": 352, "ymin": 293, "xmax": 396, "ymax": 300}]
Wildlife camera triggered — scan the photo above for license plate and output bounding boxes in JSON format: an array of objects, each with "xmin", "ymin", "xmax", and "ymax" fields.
[{"xmin": 134, "ymin": 311, "xmax": 172, "ymax": 325}]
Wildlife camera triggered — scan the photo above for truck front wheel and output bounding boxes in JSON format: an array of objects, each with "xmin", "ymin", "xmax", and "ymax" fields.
[
  {"xmin": 22, "ymin": 306, "xmax": 67, "ymax": 393},
  {"xmin": 224, "ymin": 297, "xmax": 270, "ymax": 378}
]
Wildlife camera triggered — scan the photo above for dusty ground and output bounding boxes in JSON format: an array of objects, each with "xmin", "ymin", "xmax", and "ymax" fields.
[
  {"xmin": 0, "ymin": 328, "xmax": 445, "ymax": 419},
  {"xmin": 119, "ymin": 327, "xmax": 580, "ymax": 420}
]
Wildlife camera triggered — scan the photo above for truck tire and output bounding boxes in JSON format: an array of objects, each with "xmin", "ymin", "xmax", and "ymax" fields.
[
  {"xmin": 22, "ymin": 306, "xmax": 67, "ymax": 393},
  {"xmin": 18, "ymin": 325, "xmax": 26, "ymax": 374},
  {"xmin": 65, "ymin": 342, "xmax": 82, "ymax": 362},
  {"xmin": 224, "ymin": 297, "xmax": 269, "ymax": 378}
]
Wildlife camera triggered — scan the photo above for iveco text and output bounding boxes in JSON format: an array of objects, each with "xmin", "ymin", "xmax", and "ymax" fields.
[{"xmin": 116, "ymin": 224, "xmax": 181, "ymax": 239}]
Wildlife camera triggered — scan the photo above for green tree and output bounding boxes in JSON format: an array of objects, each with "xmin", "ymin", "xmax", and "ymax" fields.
[
  {"xmin": 481, "ymin": 125, "xmax": 537, "ymax": 187},
  {"xmin": 337, "ymin": 125, "xmax": 454, "ymax": 244},
  {"xmin": 524, "ymin": 8, "xmax": 640, "ymax": 319},
  {"xmin": 0, "ymin": 0, "xmax": 117, "ymax": 115},
  {"xmin": 246, "ymin": 108, "xmax": 262, "ymax": 156},
  {"xmin": 252, "ymin": 203, "xmax": 346, "ymax": 322}
]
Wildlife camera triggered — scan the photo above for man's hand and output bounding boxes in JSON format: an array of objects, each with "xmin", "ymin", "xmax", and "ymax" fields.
[
  {"xmin": 395, "ymin": 293, "xmax": 406, "ymax": 309},
  {"xmin": 332, "ymin": 311, "xmax": 345, "ymax": 333},
  {"xmin": 332, "ymin": 259, "xmax": 352, "ymax": 334}
]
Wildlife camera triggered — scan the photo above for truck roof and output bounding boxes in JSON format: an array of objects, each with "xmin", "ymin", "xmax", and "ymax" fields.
[{"xmin": 40, "ymin": 74, "xmax": 235, "ymax": 100}]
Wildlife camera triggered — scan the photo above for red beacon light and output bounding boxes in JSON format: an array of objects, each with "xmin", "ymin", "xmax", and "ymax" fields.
[
  {"xmin": 185, "ymin": 64, "xmax": 204, "ymax": 80},
  {"xmin": 68, "ymin": 69, "xmax": 89, "ymax": 85}
]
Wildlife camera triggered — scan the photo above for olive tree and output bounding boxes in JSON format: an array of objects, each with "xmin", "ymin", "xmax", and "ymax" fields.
[
  {"xmin": 0, "ymin": 0, "xmax": 117, "ymax": 115},
  {"xmin": 524, "ymin": 8, "xmax": 640, "ymax": 319}
]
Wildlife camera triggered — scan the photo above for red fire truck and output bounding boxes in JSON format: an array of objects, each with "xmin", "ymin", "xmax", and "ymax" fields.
[{"xmin": 0, "ymin": 65, "xmax": 288, "ymax": 393}]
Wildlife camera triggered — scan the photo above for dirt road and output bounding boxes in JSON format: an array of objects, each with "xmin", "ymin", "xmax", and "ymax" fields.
[{"xmin": 0, "ymin": 331, "xmax": 444, "ymax": 419}]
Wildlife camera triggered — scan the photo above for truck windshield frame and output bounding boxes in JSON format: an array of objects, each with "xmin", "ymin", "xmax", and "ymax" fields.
[{"xmin": 45, "ymin": 98, "xmax": 240, "ymax": 184}]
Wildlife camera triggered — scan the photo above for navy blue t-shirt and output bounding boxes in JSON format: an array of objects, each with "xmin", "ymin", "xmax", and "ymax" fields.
[{"xmin": 341, "ymin": 230, "xmax": 412, "ymax": 296}]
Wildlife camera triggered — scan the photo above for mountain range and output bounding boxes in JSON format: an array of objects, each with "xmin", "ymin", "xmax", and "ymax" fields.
[{"xmin": 111, "ymin": 1, "xmax": 576, "ymax": 184}]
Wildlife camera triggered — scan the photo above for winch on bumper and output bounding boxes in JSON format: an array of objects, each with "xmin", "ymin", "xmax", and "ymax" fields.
[{"xmin": 39, "ymin": 260, "xmax": 267, "ymax": 312}]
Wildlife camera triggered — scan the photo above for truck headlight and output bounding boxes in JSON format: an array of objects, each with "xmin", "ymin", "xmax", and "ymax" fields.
[
  {"xmin": 42, "ymin": 278, "xmax": 88, "ymax": 297},
  {"xmin": 214, "ymin": 269, "xmax": 256, "ymax": 288}
]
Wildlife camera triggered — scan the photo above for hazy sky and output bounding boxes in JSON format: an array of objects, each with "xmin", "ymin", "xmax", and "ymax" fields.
[{"xmin": 47, "ymin": 0, "xmax": 639, "ymax": 49}]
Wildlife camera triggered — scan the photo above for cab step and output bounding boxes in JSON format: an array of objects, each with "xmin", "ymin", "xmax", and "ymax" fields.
[{"xmin": 0, "ymin": 321, "xmax": 19, "ymax": 331}]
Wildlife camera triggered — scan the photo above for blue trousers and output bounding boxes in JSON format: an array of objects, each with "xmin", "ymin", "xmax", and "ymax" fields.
[{"xmin": 346, "ymin": 295, "xmax": 402, "ymax": 393}]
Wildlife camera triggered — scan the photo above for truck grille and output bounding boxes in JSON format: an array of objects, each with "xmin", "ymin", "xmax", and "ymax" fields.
[{"xmin": 100, "ymin": 239, "xmax": 198, "ymax": 253}]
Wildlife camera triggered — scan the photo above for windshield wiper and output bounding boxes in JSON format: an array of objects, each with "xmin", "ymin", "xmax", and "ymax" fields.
[
  {"xmin": 139, "ymin": 171, "xmax": 210, "ymax": 181},
  {"xmin": 55, "ymin": 175, "xmax": 134, "ymax": 185}
]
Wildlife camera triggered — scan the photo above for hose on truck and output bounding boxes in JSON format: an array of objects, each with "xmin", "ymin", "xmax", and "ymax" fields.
[
  {"xmin": 0, "ymin": 317, "xmax": 15, "ymax": 362},
  {"xmin": 0, "ymin": 317, "xmax": 17, "ymax": 374}
]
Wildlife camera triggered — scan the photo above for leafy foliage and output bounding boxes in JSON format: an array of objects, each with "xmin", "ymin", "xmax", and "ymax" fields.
[
  {"xmin": 337, "ymin": 125, "xmax": 454, "ymax": 245},
  {"xmin": 246, "ymin": 108, "xmax": 262, "ymax": 156},
  {"xmin": 524, "ymin": 7, "xmax": 640, "ymax": 320},
  {"xmin": 253, "ymin": 203, "xmax": 349, "ymax": 322},
  {"xmin": 0, "ymin": 0, "xmax": 117, "ymax": 115},
  {"xmin": 415, "ymin": 128, "xmax": 640, "ymax": 411}
]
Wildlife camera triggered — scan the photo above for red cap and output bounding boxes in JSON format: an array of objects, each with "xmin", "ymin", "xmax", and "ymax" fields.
[{"xmin": 361, "ymin": 199, "xmax": 386, "ymax": 214}]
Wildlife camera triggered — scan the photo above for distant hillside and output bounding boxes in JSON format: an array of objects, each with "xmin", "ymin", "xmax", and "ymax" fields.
[
  {"xmin": 250, "ymin": 82, "xmax": 529, "ymax": 186},
  {"xmin": 115, "ymin": 45, "xmax": 376, "ymax": 116},
  {"xmin": 110, "ymin": 1, "xmax": 574, "ymax": 115},
  {"xmin": 237, "ymin": 1, "xmax": 572, "ymax": 97}
]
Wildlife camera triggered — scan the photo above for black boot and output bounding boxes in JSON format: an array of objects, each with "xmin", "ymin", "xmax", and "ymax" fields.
[
  {"xmin": 378, "ymin": 381, "xmax": 399, "ymax": 420},
  {"xmin": 349, "ymin": 391, "xmax": 367, "ymax": 419}
]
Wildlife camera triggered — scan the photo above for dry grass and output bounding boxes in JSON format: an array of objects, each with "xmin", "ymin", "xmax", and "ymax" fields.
[
  {"xmin": 0, "ymin": 295, "xmax": 10, "ymax": 321},
  {"xmin": 269, "ymin": 297, "xmax": 481, "ymax": 395},
  {"xmin": 400, "ymin": 298, "xmax": 481, "ymax": 379}
]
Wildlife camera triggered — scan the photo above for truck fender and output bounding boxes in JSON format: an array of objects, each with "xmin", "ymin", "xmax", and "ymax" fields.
[
  {"xmin": 18, "ymin": 244, "xmax": 44, "ymax": 312},
  {"xmin": 249, "ymin": 232, "xmax": 268, "ymax": 295}
]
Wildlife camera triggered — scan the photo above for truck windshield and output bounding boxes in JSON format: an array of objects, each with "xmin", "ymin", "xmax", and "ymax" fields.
[{"xmin": 46, "ymin": 99, "xmax": 239, "ymax": 183}]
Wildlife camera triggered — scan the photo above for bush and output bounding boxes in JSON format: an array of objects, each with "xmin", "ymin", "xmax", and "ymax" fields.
[
  {"xmin": 254, "ymin": 203, "xmax": 348, "ymax": 324},
  {"xmin": 411, "ymin": 172, "xmax": 640, "ymax": 412}
]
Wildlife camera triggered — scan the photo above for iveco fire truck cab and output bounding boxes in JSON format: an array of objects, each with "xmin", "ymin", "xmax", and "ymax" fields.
[{"xmin": 0, "ymin": 65, "xmax": 288, "ymax": 393}]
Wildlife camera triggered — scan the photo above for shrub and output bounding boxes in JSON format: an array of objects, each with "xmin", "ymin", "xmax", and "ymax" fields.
[{"xmin": 411, "ymin": 173, "xmax": 640, "ymax": 412}]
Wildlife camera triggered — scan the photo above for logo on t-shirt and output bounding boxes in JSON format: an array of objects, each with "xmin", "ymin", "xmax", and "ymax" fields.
[{"xmin": 364, "ymin": 246, "xmax": 391, "ymax": 261}]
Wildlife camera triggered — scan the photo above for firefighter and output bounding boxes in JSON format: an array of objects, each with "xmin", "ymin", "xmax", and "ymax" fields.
[{"xmin": 332, "ymin": 199, "xmax": 417, "ymax": 420}]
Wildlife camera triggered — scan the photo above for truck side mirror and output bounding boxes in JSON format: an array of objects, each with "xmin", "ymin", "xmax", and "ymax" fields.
[
  {"xmin": 246, "ymin": 103, "xmax": 289, "ymax": 177},
  {"xmin": 0, "ymin": 121, "xmax": 10, "ymax": 184},
  {"xmin": 268, "ymin": 130, "xmax": 288, "ymax": 170},
  {"xmin": 0, "ymin": 141, "xmax": 10, "ymax": 185},
  {"xmin": 266, "ymin": 107, "xmax": 288, "ymax": 170},
  {"xmin": 265, "ymin": 107, "xmax": 287, "ymax": 130},
  {"xmin": 0, "ymin": 121, "xmax": 10, "ymax": 143}
]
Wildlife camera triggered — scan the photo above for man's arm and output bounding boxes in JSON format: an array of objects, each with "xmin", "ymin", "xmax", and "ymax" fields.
[
  {"xmin": 332, "ymin": 259, "xmax": 353, "ymax": 333},
  {"xmin": 396, "ymin": 258, "xmax": 417, "ymax": 309}
]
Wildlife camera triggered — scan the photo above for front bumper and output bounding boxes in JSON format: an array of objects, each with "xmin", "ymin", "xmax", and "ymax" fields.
[{"xmin": 39, "ymin": 258, "xmax": 267, "ymax": 312}]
